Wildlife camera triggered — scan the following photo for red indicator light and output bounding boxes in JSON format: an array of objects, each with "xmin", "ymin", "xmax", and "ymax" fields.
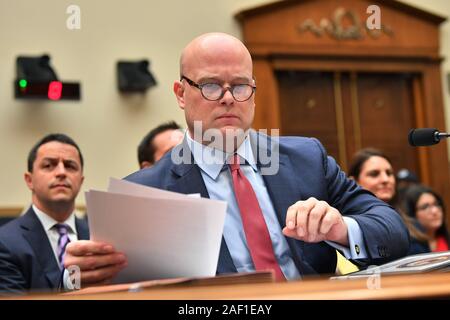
[{"xmin": 48, "ymin": 81, "xmax": 62, "ymax": 100}]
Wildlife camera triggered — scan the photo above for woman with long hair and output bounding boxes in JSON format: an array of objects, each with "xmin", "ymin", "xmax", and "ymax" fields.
[
  {"xmin": 400, "ymin": 184, "xmax": 450, "ymax": 254},
  {"xmin": 348, "ymin": 148, "xmax": 397, "ymax": 206}
]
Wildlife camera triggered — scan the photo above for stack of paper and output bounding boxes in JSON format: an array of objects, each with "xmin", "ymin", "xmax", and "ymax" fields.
[
  {"xmin": 330, "ymin": 250, "xmax": 450, "ymax": 280},
  {"xmin": 85, "ymin": 178, "xmax": 227, "ymax": 284}
]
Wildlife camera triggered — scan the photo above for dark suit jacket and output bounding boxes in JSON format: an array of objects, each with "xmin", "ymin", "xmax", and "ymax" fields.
[
  {"xmin": 125, "ymin": 131, "xmax": 410, "ymax": 276},
  {"xmin": 0, "ymin": 207, "xmax": 89, "ymax": 294}
]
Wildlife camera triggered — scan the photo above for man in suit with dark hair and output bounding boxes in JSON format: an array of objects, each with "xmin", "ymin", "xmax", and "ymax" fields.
[
  {"xmin": 64, "ymin": 33, "xmax": 409, "ymax": 287},
  {"xmin": 0, "ymin": 133, "xmax": 89, "ymax": 294},
  {"xmin": 137, "ymin": 121, "xmax": 184, "ymax": 169}
]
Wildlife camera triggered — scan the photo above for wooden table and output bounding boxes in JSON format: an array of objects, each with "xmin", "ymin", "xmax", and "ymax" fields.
[{"xmin": 14, "ymin": 272, "xmax": 450, "ymax": 300}]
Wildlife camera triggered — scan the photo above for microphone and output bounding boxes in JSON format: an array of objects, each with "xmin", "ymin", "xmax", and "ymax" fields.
[{"xmin": 408, "ymin": 128, "xmax": 450, "ymax": 146}]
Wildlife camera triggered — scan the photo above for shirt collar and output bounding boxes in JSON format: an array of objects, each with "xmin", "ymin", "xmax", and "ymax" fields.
[
  {"xmin": 32, "ymin": 204, "xmax": 77, "ymax": 235},
  {"xmin": 186, "ymin": 131, "xmax": 257, "ymax": 180}
]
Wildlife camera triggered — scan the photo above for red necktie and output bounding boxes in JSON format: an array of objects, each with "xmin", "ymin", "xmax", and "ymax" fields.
[{"xmin": 229, "ymin": 154, "xmax": 285, "ymax": 281}]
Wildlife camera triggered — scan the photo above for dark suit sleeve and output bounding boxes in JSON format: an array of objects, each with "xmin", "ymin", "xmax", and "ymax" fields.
[
  {"xmin": 0, "ymin": 239, "xmax": 27, "ymax": 294},
  {"xmin": 312, "ymin": 138, "xmax": 410, "ymax": 266}
]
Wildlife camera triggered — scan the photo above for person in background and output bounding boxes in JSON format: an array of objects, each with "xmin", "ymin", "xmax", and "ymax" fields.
[
  {"xmin": 396, "ymin": 168, "xmax": 420, "ymax": 202},
  {"xmin": 348, "ymin": 148, "xmax": 397, "ymax": 206},
  {"xmin": 137, "ymin": 121, "xmax": 184, "ymax": 169},
  {"xmin": 400, "ymin": 184, "xmax": 449, "ymax": 254},
  {"xmin": 0, "ymin": 134, "xmax": 89, "ymax": 294}
]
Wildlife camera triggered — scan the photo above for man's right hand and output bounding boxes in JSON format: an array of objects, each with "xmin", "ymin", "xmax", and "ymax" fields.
[{"xmin": 64, "ymin": 240, "xmax": 128, "ymax": 287}]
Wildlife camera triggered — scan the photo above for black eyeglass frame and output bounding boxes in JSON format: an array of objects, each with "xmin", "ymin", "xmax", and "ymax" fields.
[{"xmin": 180, "ymin": 75, "xmax": 256, "ymax": 102}]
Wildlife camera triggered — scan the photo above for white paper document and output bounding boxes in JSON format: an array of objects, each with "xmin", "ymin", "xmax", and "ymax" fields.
[
  {"xmin": 108, "ymin": 177, "xmax": 200, "ymax": 200},
  {"xmin": 85, "ymin": 179, "xmax": 227, "ymax": 284}
]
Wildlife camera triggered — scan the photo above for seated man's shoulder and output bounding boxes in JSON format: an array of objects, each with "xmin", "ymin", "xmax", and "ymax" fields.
[
  {"xmin": 125, "ymin": 151, "xmax": 176, "ymax": 187},
  {"xmin": 277, "ymin": 135, "xmax": 325, "ymax": 156},
  {"xmin": 252, "ymin": 132, "xmax": 327, "ymax": 167},
  {"xmin": 0, "ymin": 216, "xmax": 24, "ymax": 245},
  {"xmin": 254, "ymin": 131, "xmax": 320, "ymax": 149},
  {"xmin": 279, "ymin": 135, "xmax": 319, "ymax": 147}
]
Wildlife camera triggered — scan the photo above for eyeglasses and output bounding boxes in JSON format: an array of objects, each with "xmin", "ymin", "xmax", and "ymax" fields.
[
  {"xmin": 417, "ymin": 202, "xmax": 442, "ymax": 212},
  {"xmin": 180, "ymin": 76, "xmax": 256, "ymax": 102}
]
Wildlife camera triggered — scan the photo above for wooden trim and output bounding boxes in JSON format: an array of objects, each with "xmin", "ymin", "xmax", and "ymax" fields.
[
  {"xmin": 374, "ymin": 0, "xmax": 447, "ymax": 24},
  {"xmin": 235, "ymin": 0, "xmax": 447, "ymax": 24},
  {"xmin": 253, "ymin": 59, "xmax": 281, "ymax": 130},
  {"xmin": 0, "ymin": 206, "xmax": 86, "ymax": 218},
  {"xmin": 247, "ymin": 45, "xmax": 442, "ymax": 60},
  {"xmin": 76, "ymin": 205, "xmax": 86, "ymax": 213},
  {"xmin": 421, "ymin": 66, "xmax": 450, "ymax": 228},
  {"xmin": 272, "ymin": 58, "xmax": 437, "ymax": 73},
  {"xmin": 350, "ymin": 72, "xmax": 362, "ymax": 151},
  {"xmin": 235, "ymin": 0, "xmax": 313, "ymax": 22},
  {"xmin": 333, "ymin": 72, "xmax": 348, "ymax": 170},
  {"xmin": 0, "ymin": 207, "xmax": 24, "ymax": 217},
  {"xmin": 412, "ymin": 76, "xmax": 430, "ymax": 185}
]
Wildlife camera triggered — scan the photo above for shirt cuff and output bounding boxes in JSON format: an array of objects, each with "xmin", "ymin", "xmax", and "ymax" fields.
[{"xmin": 325, "ymin": 216, "xmax": 368, "ymax": 260}]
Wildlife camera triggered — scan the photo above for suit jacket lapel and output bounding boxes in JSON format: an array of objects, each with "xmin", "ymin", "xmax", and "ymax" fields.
[
  {"xmin": 168, "ymin": 161, "xmax": 209, "ymax": 198},
  {"xmin": 20, "ymin": 208, "xmax": 61, "ymax": 289},
  {"xmin": 75, "ymin": 217, "xmax": 89, "ymax": 240},
  {"xmin": 167, "ymin": 142, "xmax": 237, "ymax": 274}
]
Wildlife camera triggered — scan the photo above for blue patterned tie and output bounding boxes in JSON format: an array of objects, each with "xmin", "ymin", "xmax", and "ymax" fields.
[{"xmin": 54, "ymin": 224, "xmax": 71, "ymax": 269}]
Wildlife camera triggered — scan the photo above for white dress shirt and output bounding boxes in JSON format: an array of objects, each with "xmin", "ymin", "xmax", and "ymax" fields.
[{"xmin": 32, "ymin": 204, "xmax": 78, "ymax": 266}]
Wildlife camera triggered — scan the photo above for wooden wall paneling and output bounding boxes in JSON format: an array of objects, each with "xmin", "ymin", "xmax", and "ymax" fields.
[
  {"xmin": 349, "ymin": 72, "xmax": 362, "ymax": 153},
  {"xmin": 333, "ymin": 72, "xmax": 348, "ymax": 169},
  {"xmin": 412, "ymin": 75, "xmax": 431, "ymax": 185},
  {"xmin": 276, "ymin": 71, "xmax": 341, "ymax": 162},
  {"xmin": 421, "ymin": 65, "xmax": 450, "ymax": 221},
  {"xmin": 353, "ymin": 73, "xmax": 418, "ymax": 174},
  {"xmin": 339, "ymin": 72, "xmax": 359, "ymax": 169},
  {"xmin": 253, "ymin": 58, "xmax": 281, "ymax": 131}
]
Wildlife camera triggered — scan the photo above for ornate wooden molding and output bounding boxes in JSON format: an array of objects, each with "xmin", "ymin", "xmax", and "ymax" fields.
[
  {"xmin": 0, "ymin": 206, "xmax": 86, "ymax": 217},
  {"xmin": 298, "ymin": 7, "xmax": 393, "ymax": 40}
]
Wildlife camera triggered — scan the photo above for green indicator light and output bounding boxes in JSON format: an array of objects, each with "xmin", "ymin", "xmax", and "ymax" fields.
[{"xmin": 19, "ymin": 79, "xmax": 28, "ymax": 88}]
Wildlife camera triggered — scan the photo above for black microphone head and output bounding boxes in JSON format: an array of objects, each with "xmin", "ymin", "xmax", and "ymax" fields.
[{"xmin": 408, "ymin": 128, "xmax": 439, "ymax": 146}]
